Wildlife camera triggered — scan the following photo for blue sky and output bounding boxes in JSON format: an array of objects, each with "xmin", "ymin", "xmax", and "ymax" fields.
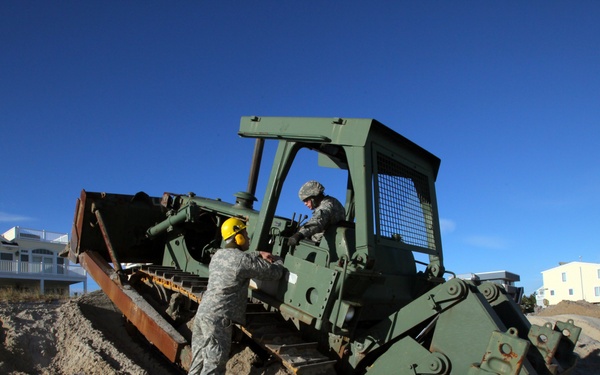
[{"xmin": 1, "ymin": 1, "xmax": 599, "ymax": 296}]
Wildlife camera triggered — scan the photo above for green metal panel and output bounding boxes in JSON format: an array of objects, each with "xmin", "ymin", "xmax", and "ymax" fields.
[
  {"xmin": 279, "ymin": 253, "xmax": 339, "ymax": 325},
  {"xmin": 239, "ymin": 116, "xmax": 373, "ymax": 146},
  {"xmin": 353, "ymin": 279, "xmax": 533, "ymax": 374}
]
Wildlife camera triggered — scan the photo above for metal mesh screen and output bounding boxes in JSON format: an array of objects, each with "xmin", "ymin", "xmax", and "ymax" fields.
[{"xmin": 375, "ymin": 152, "xmax": 436, "ymax": 250}]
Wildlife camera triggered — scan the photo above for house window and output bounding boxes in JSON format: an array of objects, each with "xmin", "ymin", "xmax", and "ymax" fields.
[
  {"xmin": 0, "ymin": 253, "xmax": 14, "ymax": 272},
  {"xmin": 32, "ymin": 249, "xmax": 53, "ymax": 255},
  {"xmin": 19, "ymin": 253, "xmax": 30, "ymax": 273},
  {"xmin": 550, "ymin": 290, "xmax": 555, "ymax": 296},
  {"xmin": 57, "ymin": 257, "xmax": 65, "ymax": 275},
  {"xmin": 595, "ymin": 287, "xmax": 600, "ymax": 297},
  {"xmin": 562, "ymin": 272, "xmax": 567, "ymax": 282},
  {"xmin": 597, "ymin": 269, "xmax": 600, "ymax": 279},
  {"xmin": 568, "ymin": 289, "xmax": 574, "ymax": 295},
  {"xmin": 32, "ymin": 249, "xmax": 54, "ymax": 274}
]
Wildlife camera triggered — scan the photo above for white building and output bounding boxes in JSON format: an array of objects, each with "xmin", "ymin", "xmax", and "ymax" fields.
[
  {"xmin": 535, "ymin": 286, "xmax": 547, "ymax": 307},
  {"xmin": 0, "ymin": 226, "xmax": 87, "ymax": 295},
  {"xmin": 540, "ymin": 261, "xmax": 600, "ymax": 306}
]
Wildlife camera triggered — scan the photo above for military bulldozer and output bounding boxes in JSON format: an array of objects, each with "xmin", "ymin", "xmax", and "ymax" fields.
[{"xmin": 63, "ymin": 116, "xmax": 581, "ymax": 374}]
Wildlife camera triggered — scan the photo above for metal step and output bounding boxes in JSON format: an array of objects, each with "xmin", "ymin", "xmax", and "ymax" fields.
[{"xmin": 242, "ymin": 309, "xmax": 337, "ymax": 374}]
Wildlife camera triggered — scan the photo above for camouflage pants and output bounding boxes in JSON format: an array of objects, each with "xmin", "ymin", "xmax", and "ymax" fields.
[{"xmin": 188, "ymin": 313, "xmax": 233, "ymax": 375}]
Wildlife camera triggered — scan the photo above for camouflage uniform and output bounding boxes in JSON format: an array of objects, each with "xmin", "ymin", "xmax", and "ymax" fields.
[
  {"xmin": 299, "ymin": 195, "xmax": 345, "ymax": 243},
  {"xmin": 188, "ymin": 248, "xmax": 284, "ymax": 375}
]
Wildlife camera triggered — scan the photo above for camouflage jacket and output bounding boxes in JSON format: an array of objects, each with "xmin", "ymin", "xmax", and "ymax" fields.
[
  {"xmin": 197, "ymin": 249, "xmax": 284, "ymax": 324},
  {"xmin": 299, "ymin": 195, "xmax": 345, "ymax": 243}
]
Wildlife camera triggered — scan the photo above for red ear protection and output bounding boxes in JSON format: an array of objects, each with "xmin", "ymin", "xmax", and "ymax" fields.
[{"xmin": 235, "ymin": 233, "xmax": 246, "ymax": 246}]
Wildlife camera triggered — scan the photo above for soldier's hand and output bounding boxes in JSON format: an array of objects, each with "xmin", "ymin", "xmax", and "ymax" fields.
[
  {"xmin": 259, "ymin": 251, "xmax": 275, "ymax": 263},
  {"xmin": 287, "ymin": 232, "xmax": 304, "ymax": 247}
]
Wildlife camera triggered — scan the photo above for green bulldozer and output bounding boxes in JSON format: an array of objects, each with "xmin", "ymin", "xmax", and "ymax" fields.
[{"xmin": 63, "ymin": 116, "xmax": 581, "ymax": 374}]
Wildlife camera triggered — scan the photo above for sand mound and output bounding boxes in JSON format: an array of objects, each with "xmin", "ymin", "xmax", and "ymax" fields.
[
  {"xmin": 0, "ymin": 291, "xmax": 289, "ymax": 375},
  {"xmin": 0, "ymin": 292, "xmax": 181, "ymax": 375},
  {"xmin": 535, "ymin": 300, "xmax": 600, "ymax": 319}
]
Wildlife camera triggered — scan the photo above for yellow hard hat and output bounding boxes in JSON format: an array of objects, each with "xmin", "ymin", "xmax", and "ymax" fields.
[{"xmin": 221, "ymin": 217, "xmax": 247, "ymax": 240}]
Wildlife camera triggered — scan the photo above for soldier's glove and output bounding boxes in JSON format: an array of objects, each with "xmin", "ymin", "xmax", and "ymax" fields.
[{"xmin": 288, "ymin": 232, "xmax": 305, "ymax": 247}]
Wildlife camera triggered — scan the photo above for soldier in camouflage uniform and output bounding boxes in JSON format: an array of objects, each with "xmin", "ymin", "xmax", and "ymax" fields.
[
  {"xmin": 288, "ymin": 180, "xmax": 346, "ymax": 246},
  {"xmin": 188, "ymin": 217, "xmax": 284, "ymax": 375}
]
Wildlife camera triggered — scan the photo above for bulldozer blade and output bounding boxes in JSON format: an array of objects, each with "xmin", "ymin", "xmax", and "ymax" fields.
[{"xmin": 79, "ymin": 250, "xmax": 192, "ymax": 370}]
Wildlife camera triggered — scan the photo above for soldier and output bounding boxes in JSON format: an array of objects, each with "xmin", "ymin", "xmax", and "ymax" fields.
[
  {"xmin": 188, "ymin": 217, "xmax": 284, "ymax": 375},
  {"xmin": 288, "ymin": 180, "xmax": 345, "ymax": 246}
]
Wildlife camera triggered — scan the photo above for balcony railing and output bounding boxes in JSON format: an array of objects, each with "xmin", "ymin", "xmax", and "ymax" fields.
[
  {"xmin": 0, "ymin": 260, "xmax": 87, "ymax": 278},
  {"xmin": 3, "ymin": 227, "xmax": 69, "ymax": 244}
]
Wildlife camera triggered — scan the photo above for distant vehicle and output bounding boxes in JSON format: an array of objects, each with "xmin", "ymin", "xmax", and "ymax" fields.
[{"xmin": 457, "ymin": 271, "xmax": 525, "ymax": 304}]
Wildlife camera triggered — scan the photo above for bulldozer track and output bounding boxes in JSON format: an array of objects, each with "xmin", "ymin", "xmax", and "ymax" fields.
[{"xmin": 133, "ymin": 265, "xmax": 337, "ymax": 375}]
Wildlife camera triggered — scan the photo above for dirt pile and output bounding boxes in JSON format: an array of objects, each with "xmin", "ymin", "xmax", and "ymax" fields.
[
  {"xmin": 0, "ymin": 299, "xmax": 59, "ymax": 374},
  {"xmin": 0, "ymin": 291, "xmax": 289, "ymax": 375},
  {"xmin": 0, "ymin": 292, "xmax": 182, "ymax": 375},
  {"xmin": 535, "ymin": 300, "xmax": 600, "ymax": 319}
]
